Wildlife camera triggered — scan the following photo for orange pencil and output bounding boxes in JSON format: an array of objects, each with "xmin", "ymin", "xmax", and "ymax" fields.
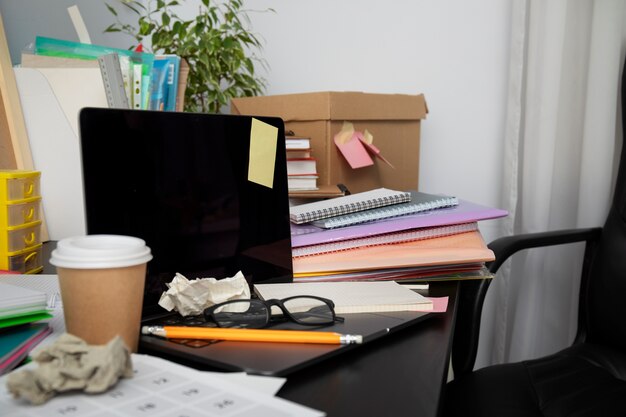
[{"xmin": 141, "ymin": 325, "xmax": 363, "ymax": 345}]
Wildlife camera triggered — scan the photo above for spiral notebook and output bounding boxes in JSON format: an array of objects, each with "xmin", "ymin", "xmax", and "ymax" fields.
[
  {"xmin": 293, "ymin": 222, "xmax": 478, "ymax": 257},
  {"xmin": 289, "ymin": 187, "xmax": 410, "ymax": 224},
  {"xmin": 311, "ymin": 191, "xmax": 458, "ymax": 229}
]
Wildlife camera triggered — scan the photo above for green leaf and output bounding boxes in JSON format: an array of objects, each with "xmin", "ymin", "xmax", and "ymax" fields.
[
  {"xmin": 222, "ymin": 37, "xmax": 235, "ymax": 49},
  {"xmin": 209, "ymin": 8, "xmax": 218, "ymax": 23},
  {"xmin": 152, "ymin": 30, "xmax": 162, "ymax": 46},
  {"xmin": 243, "ymin": 58, "xmax": 253, "ymax": 74},
  {"xmin": 104, "ymin": 24, "xmax": 121, "ymax": 33},
  {"xmin": 162, "ymin": 12, "xmax": 170, "ymax": 26},
  {"xmin": 121, "ymin": 1, "xmax": 142, "ymax": 15},
  {"xmin": 139, "ymin": 20, "xmax": 152, "ymax": 36},
  {"xmin": 105, "ymin": 3, "xmax": 118, "ymax": 17}
]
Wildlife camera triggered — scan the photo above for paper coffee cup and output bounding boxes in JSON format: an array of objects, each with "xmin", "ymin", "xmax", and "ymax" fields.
[{"xmin": 50, "ymin": 235, "xmax": 152, "ymax": 352}]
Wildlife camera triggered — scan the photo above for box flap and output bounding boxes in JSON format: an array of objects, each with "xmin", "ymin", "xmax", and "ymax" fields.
[
  {"xmin": 328, "ymin": 92, "xmax": 427, "ymax": 120},
  {"xmin": 231, "ymin": 92, "xmax": 332, "ymax": 121},
  {"xmin": 231, "ymin": 92, "xmax": 427, "ymax": 122}
]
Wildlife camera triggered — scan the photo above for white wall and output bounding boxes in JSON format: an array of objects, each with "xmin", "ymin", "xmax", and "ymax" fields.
[
  {"xmin": 245, "ymin": 0, "xmax": 512, "ymax": 240},
  {"xmin": 0, "ymin": 0, "xmax": 512, "ymax": 240}
]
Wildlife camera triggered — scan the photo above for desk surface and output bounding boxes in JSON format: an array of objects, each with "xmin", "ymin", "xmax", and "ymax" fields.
[
  {"xmin": 41, "ymin": 242, "xmax": 457, "ymax": 417},
  {"xmin": 140, "ymin": 282, "xmax": 458, "ymax": 417},
  {"xmin": 278, "ymin": 281, "xmax": 457, "ymax": 417}
]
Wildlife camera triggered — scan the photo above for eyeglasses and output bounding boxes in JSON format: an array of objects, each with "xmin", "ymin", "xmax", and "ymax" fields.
[{"xmin": 203, "ymin": 296, "xmax": 344, "ymax": 329}]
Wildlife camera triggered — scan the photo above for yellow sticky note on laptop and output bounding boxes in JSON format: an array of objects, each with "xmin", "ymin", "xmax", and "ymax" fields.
[{"xmin": 248, "ymin": 118, "xmax": 278, "ymax": 188}]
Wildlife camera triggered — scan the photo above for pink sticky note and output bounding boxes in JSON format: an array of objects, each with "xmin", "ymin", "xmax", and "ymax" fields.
[
  {"xmin": 427, "ymin": 296, "xmax": 449, "ymax": 313},
  {"xmin": 334, "ymin": 131, "xmax": 374, "ymax": 169},
  {"xmin": 403, "ymin": 296, "xmax": 449, "ymax": 313}
]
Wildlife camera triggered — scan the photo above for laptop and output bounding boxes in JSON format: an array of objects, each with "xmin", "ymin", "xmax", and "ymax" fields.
[{"xmin": 78, "ymin": 108, "xmax": 431, "ymax": 376}]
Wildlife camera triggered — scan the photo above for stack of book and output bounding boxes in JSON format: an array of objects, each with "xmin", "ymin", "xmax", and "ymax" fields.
[
  {"xmin": 289, "ymin": 188, "xmax": 508, "ymax": 282},
  {"xmin": 286, "ymin": 136, "xmax": 319, "ymax": 191},
  {"xmin": 0, "ymin": 283, "xmax": 52, "ymax": 375}
]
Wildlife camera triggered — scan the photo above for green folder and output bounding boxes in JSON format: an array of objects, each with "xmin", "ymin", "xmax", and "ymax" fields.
[{"xmin": 0, "ymin": 310, "xmax": 52, "ymax": 329}]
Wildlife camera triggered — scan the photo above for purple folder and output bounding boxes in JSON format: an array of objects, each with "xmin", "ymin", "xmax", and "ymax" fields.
[{"xmin": 291, "ymin": 199, "xmax": 508, "ymax": 248}]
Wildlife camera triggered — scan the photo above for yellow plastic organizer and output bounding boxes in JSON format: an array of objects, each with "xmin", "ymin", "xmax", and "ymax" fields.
[
  {"xmin": 0, "ymin": 170, "xmax": 41, "ymax": 203},
  {"xmin": 0, "ymin": 244, "xmax": 43, "ymax": 273},
  {"xmin": 0, "ymin": 170, "xmax": 43, "ymax": 274}
]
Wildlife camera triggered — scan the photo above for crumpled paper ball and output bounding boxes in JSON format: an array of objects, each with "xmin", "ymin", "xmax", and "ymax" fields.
[
  {"xmin": 6, "ymin": 333, "xmax": 132, "ymax": 405},
  {"xmin": 158, "ymin": 271, "xmax": 251, "ymax": 316}
]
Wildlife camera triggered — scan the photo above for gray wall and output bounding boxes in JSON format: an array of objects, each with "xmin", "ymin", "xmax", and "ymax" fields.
[{"xmin": 0, "ymin": 0, "xmax": 133, "ymax": 64}]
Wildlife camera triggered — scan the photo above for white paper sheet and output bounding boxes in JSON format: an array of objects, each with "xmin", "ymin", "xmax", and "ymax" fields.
[
  {"xmin": 0, "ymin": 354, "xmax": 321, "ymax": 417},
  {"xmin": 13, "ymin": 67, "xmax": 108, "ymax": 240}
]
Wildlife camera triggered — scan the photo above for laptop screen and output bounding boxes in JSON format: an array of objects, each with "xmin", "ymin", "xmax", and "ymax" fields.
[{"xmin": 78, "ymin": 108, "xmax": 293, "ymax": 316}]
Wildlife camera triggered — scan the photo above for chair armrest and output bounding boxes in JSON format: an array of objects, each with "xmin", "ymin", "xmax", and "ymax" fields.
[
  {"xmin": 451, "ymin": 227, "xmax": 602, "ymax": 377},
  {"xmin": 488, "ymin": 228, "xmax": 602, "ymax": 273}
]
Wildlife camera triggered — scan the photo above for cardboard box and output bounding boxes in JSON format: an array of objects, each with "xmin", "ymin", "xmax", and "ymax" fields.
[{"xmin": 231, "ymin": 91, "xmax": 428, "ymax": 194}]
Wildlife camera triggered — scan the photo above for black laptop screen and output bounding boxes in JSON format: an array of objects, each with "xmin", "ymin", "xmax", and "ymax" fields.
[{"xmin": 78, "ymin": 108, "xmax": 293, "ymax": 315}]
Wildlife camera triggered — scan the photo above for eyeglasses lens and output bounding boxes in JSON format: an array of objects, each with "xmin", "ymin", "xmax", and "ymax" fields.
[
  {"xmin": 212, "ymin": 300, "xmax": 268, "ymax": 328},
  {"xmin": 283, "ymin": 297, "xmax": 334, "ymax": 325}
]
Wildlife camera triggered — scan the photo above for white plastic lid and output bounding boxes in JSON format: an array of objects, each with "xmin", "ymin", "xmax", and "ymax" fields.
[{"xmin": 50, "ymin": 235, "xmax": 152, "ymax": 269}]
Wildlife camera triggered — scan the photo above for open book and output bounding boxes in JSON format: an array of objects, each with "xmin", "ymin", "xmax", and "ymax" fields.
[{"xmin": 253, "ymin": 281, "xmax": 433, "ymax": 314}]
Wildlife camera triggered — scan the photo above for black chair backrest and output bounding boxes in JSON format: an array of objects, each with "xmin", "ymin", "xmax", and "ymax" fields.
[{"xmin": 587, "ymin": 57, "xmax": 626, "ymax": 348}]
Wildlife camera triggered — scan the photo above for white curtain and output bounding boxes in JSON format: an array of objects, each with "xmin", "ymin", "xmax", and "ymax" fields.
[{"xmin": 475, "ymin": 0, "xmax": 626, "ymax": 368}]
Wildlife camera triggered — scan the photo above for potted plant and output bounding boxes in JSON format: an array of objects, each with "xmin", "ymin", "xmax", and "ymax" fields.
[{"xmin": 105, "ymin": 0, "xmax": 268, "ymax": 113}]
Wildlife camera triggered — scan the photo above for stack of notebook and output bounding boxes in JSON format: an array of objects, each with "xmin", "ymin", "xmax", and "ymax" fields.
[
  {"xmin": 288, "ymin": 188, "xmax": 508, "ymax": 282},
  {"xmin": 0, "ymin": 283, "xmax": 52, "ymax": 375}
]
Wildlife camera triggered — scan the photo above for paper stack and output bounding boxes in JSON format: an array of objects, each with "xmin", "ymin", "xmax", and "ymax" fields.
[
  {"xmin": 289, "ymin": 189, "xmax": 508, "ymax": 283},
  {"xmin": 0, "ymin": 283, "xmax": 52, "ymax": 375}
]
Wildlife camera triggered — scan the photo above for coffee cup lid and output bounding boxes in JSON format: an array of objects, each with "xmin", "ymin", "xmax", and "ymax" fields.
[{"xmin": 50, "ymin": 235, "xmax": 153, "ymax": 269}]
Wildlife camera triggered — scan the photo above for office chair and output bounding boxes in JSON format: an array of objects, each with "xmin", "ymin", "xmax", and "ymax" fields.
[{"xmin": 442, "ymin": 60, "xmax": 626, "ymax": 416}]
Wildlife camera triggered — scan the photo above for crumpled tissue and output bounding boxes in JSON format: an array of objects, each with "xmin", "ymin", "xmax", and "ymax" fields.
[
  {"xmin": 6, "ymin": 333, "xmax": 132, "ymax": 405},
  {"xmin": 158, "ymin": 271, "xmax": 250, "ymax": 316}
]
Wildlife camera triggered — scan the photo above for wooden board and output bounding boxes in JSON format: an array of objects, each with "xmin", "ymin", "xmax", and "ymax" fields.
[
  {"xmin": 0, "ymin": 12, "xmax": 33, "ymax": 171},
  {"xmin": 0, "ymin": 12, "xmax": 49, "ymax": 241}
]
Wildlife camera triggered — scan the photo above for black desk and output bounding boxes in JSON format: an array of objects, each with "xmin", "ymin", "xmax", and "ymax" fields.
[
  {"xmin": 42, "ymin": 242, "xmax": 458, "ymax": 417},
  {"xmin": 277, "ymin": 281, "xmax": 457, "ymax": 417}
]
